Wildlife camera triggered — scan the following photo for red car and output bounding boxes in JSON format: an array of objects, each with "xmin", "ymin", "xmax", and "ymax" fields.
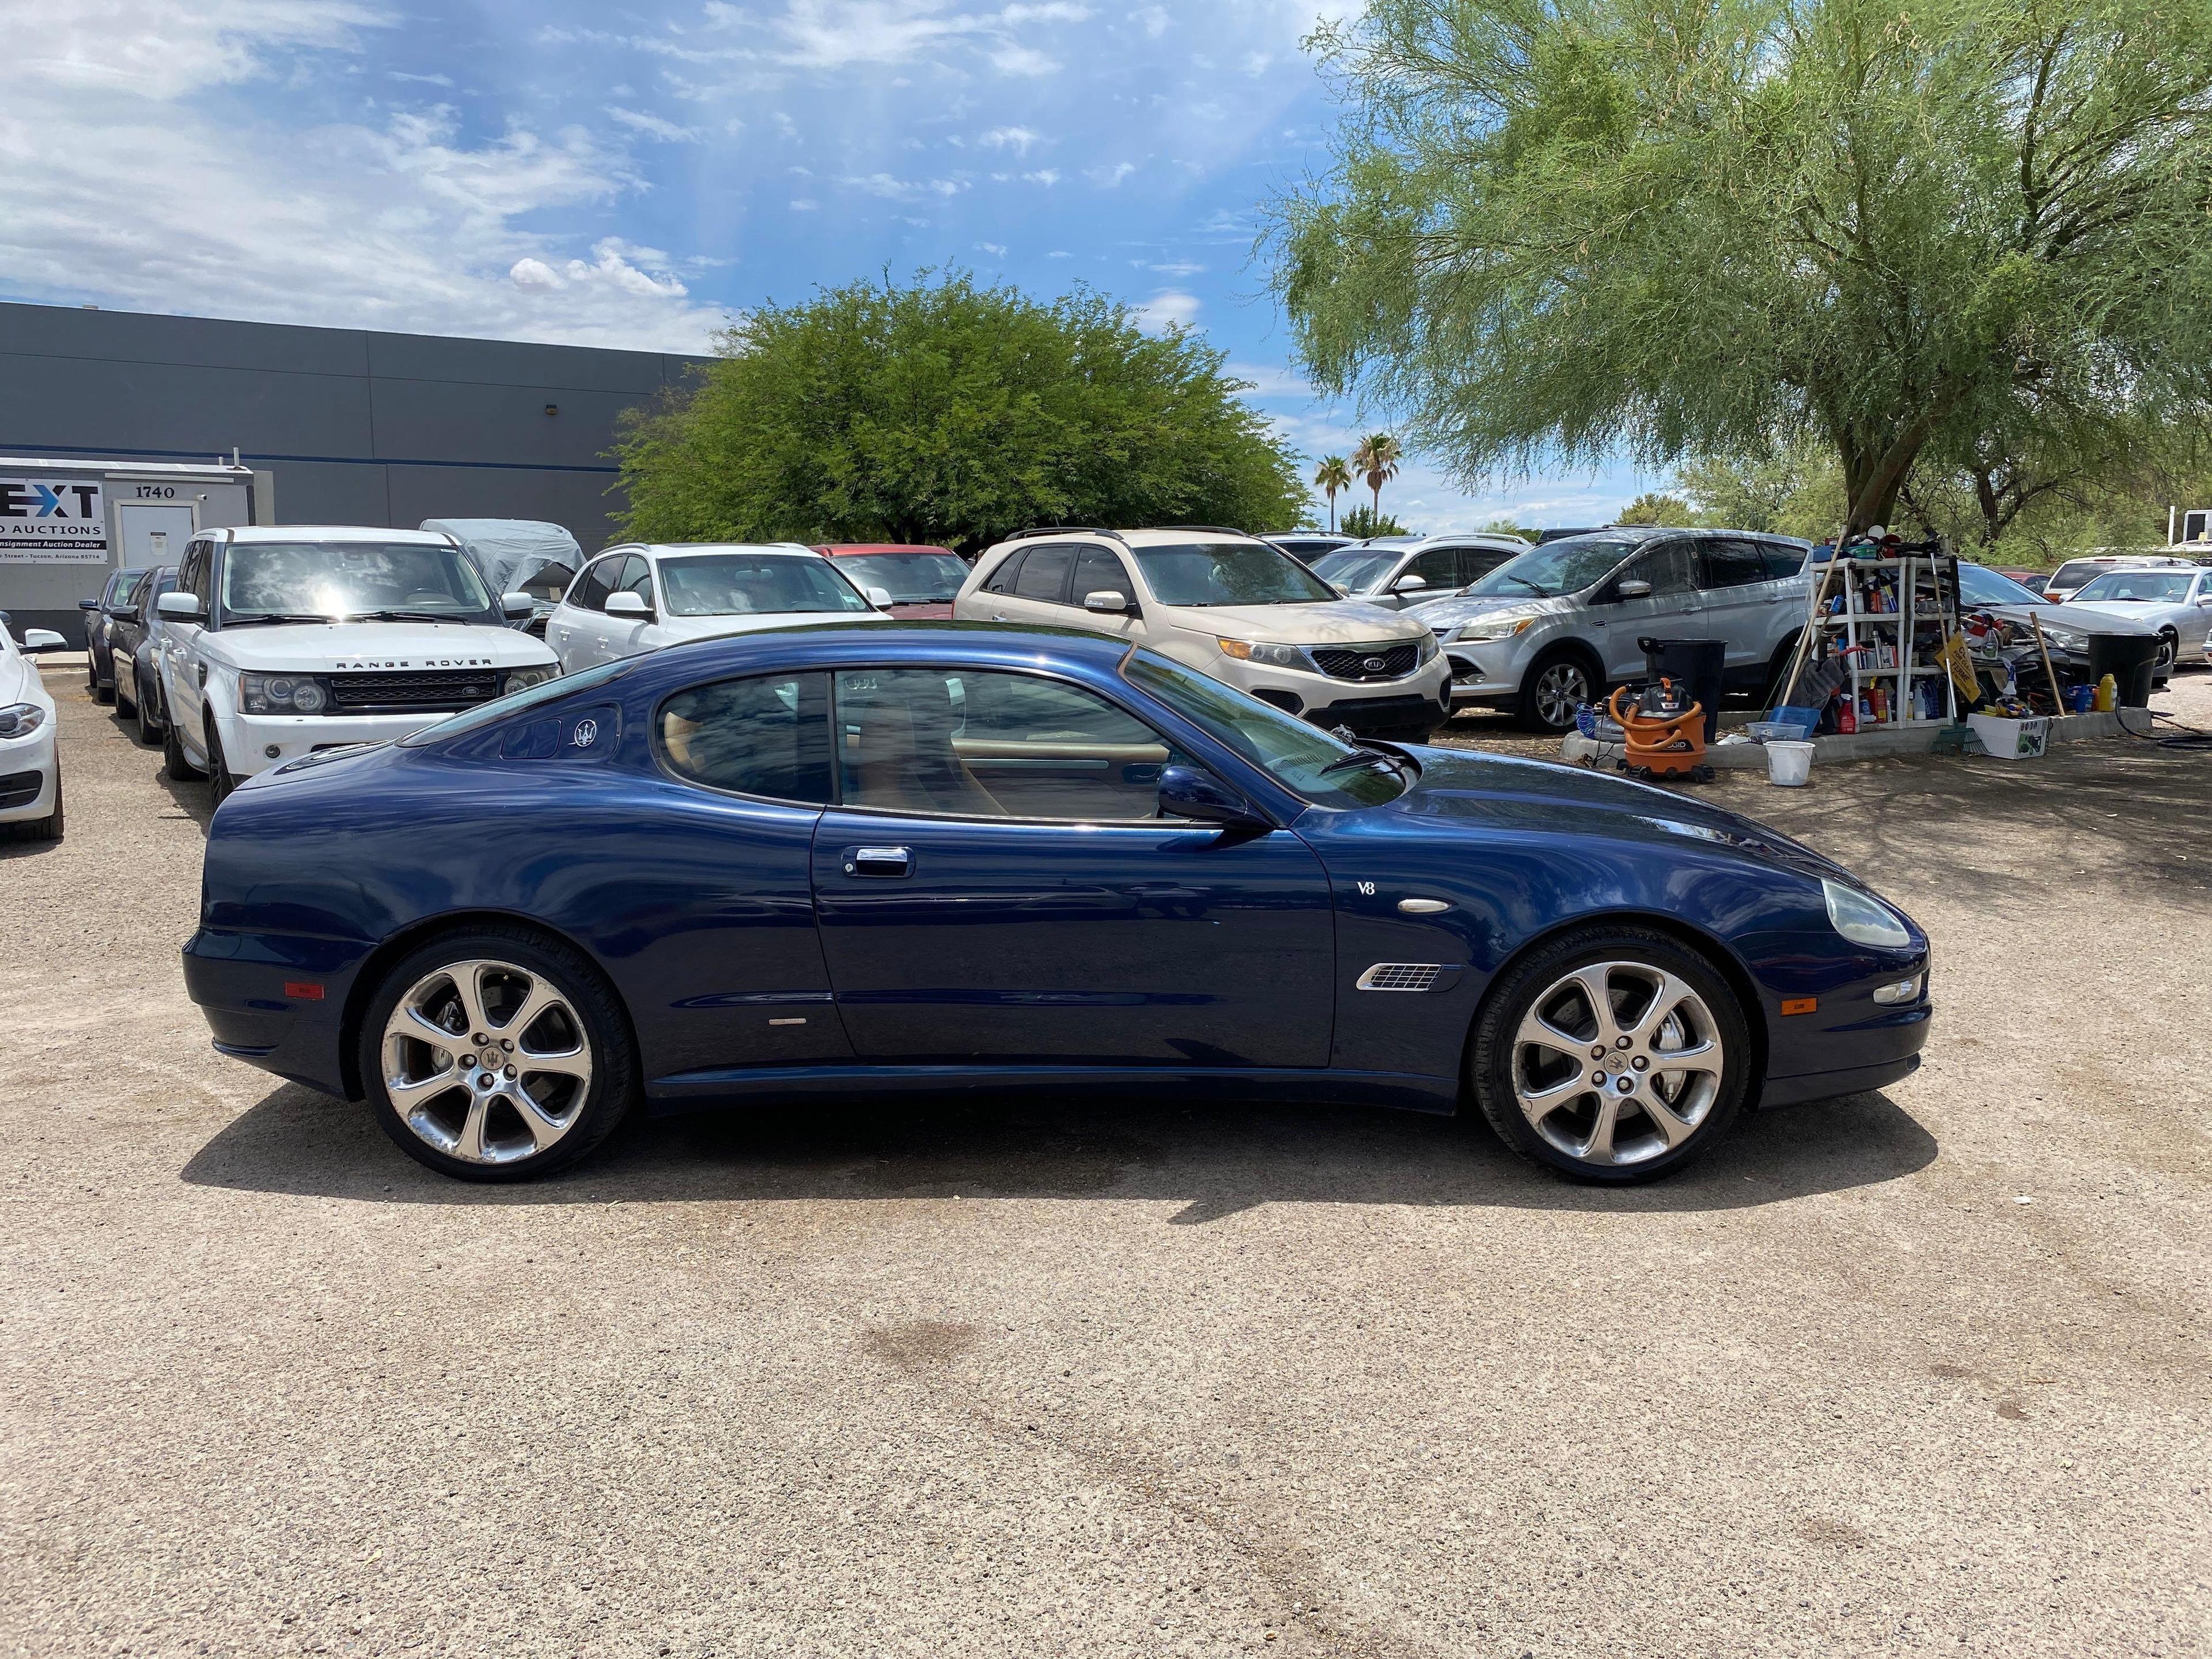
[{"xmin": 815, "ymin": 544, "xmax": 969, "ymax": 619}]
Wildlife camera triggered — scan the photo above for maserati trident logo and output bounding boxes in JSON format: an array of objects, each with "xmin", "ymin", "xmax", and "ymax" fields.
[{"xmin": 573, "ymin": 718, "xmax": 599, "ymax": 749}]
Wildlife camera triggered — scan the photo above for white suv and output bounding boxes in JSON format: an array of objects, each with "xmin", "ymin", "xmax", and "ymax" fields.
[
  {"xmin": 953, "ymin": 527, "xmax": 1450, "ymax": 737},
  {"xmin": 156, "ymin": 525, "xmax": 561, "ymax": 802}
]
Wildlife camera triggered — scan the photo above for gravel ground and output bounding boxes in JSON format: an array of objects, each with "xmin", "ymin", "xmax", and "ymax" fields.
[{"xmin": 3, "ymin": 658, "xmax": 2208, "ymax": 1659}]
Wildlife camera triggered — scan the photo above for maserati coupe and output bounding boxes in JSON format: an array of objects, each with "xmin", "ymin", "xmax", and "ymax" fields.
[{"xmin": 182, "ymin": 623, "xmax": 1931, "ymax": 1184}]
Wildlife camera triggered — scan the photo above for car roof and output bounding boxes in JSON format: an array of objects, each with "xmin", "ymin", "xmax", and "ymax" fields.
[
  {"xmin": 819, "ymin": 543, "xmax": 957, "ymax": 556},
  {"xmin": 218, "ymin": 525, "xmax": 459, "ymax": 545},
  {"xmin": 618, "ymin": 542, "xmax": 821, "ymax": 558}
]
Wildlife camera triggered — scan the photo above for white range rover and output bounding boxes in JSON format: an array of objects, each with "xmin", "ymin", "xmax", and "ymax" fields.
[{"xmin": 155, "ymin": 525, "xmax": 561, "ymax": 801}]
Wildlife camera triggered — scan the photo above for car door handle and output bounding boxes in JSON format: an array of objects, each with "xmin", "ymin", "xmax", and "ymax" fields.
[
  {"xmin": 842, "ymin": 845, "xmax": 912, "ymax": 877},
  {"xmin": 990, "ymin": 613, "xmax": 1010, "ymax": 623}
]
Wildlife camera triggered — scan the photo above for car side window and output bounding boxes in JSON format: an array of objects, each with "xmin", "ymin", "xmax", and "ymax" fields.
[
  {"xmin": 1071, "ymin": 546, "xmax": 1132, "ymax": 607},
  {"xmin": 657, "ymin": 672, "xmax": 833, "ymax": 803},
  {"xmin": 1013, "ymin": 544, "xmax": 1075, "ymax": 604},
  {"xmin": 1624, "ymin": 540, "xmax": 1695, "ymax": 596},
  {"xmin": 833, "ymin": 666, "xmax": 1187, "ymax": 821},
  {"xmin": 1759, "ymin": 541, "xmax": 1808, "ymax": 579},
  {"xmin": 185, "ymin": 543, "xmax": 214, "ymax": 609},
  {"xmin": 982, "ymin": 549, "xmax": 1029, "ymax": 595},
  {"xmin": 1460, "ymin": 546, "xmax": 1517, "ymax": 586},
  {"xmin": 1408, "ymin": 547, "xmax": 1459, "ymax": 589},
  {"xmin": 615, "ymin": 554, "xmax": 654, "ymax": 607},
  {"xmin": 1699, "ymin": 539, "xmax": 1771, "ymax": 589},
  {"xmin": 569, "ymin": 556, "xmax": 616, "ymax": 612}
]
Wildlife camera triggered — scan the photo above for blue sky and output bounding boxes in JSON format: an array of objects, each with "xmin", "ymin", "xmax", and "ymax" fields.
[{"xmin": 5, "ymin": 1, "xmax": 1650, "ymax": 530}]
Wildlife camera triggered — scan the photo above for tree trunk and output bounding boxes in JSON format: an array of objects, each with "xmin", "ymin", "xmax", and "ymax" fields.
[{"xmin": 1972, "ymin": 468, "xmax": 2003, "ymax": 548}]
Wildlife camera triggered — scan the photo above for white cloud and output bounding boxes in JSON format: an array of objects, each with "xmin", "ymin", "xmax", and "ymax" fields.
[
  {"xmin": 842, "ymin": 172, "xmax": 968, "ymax": 199},
  {"xmin": 389, "ymin": 69, "xmax": 454, "ymax": 86},
  {"xmin": 725, "ymin": 0, "xmax": 1091, "ymax": 74},
  {"xmin": 21, "ymin": 0, "xmax": 391, "ymax": 101},
  {"xmin": 1149, "ymin": 259, "xmax": 1205, "ymax": 276},
  {"xmin": 979, "ymin": 125, "xmax": 1041, "ymax": 154},
  {"xmin": 1022, "ymin": 168, "xmax": 1060, "ymax": 185},
  {"xmin": 605, "ymin": 105, "xmax": 702, "ymax": 142},
  {"xmin": 976, "ymin": 241, "xmax": 1007, "ymax": 256},
  {"xmin": 1132, "ymin": 289, "xmax": 1202, "ymax": 334},
  {"xmin": 1131, "ymin": 6, "xmax": 1168, "ymax": 39},
  {"xmin": 1088, "ymin": 161, "xmax": 1137, "ymax": 187},
  {"xmin": 790, "ymin": 196, "xmax": 821, "ymax": 210}
]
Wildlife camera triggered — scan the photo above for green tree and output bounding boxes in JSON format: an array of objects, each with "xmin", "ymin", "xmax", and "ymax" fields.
[
  {"xmin": 1616, "ymin": 491, "xmax": 1693, "ymax": 526},
  {"xmin": 1340, "ymin": 503, "xmax": 1408, "ymax": 538},
  {"xmin": 615, "ymin": 270, "xmax": 1306, "ymax": 550},
  {"xmin": 1352, "ymin": 433, "xmax": 1403, "ymax": 520},
  {"xmin": 1675, "ymin": 444, "xmax": 1845, "ymax": 539},
  {"xmin": 1314, "ymin": 454, "xmax": 1354, "ymax": 531},
  {"xmin": 1265, "ymin": 0, "xmax": 2212, "ymax": 535}
]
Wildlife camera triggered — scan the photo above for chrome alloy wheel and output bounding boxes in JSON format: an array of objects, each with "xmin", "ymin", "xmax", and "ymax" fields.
[
  {"xmin": 380, "ymin": 959, "xmax": 593, "ymax": 1165},
  {"xmin": 1532, "ymin": 661, "xmax": 1589, "ymax": 729},
  {"xmin": 1512, "ymin": 961, "xmax": 1725, "ymax": 1167}
]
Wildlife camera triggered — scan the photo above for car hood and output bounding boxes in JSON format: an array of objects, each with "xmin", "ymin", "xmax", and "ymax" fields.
[
  {"xmin": 2059, "ymin": 599, "xmax": 2191, "ymax": 627},
  {"xmin": 1381, "ymin": 745, "xmax": 1859, "ymax": 885},
  {"xmin": 1171, "ymin": 599, "xmax": 1427, "ymax": 645},
  {"xmin": 1969, "ymin": 597, "xmax": 2155, "ymax": 638},
  {"xmin": 0, "ymin": 650, "xmax": 36, "ymax": 710},
  {"xmin": 201, "ymin": 621, "xmax": 558, "ymax": 672},
  {"xmin": 655, "ymin": 611, "xmax": 892, "ymax": 641},
  {"xmin": 1403, "ymin": 593, "xmax": 1572, "ymax": 632}
]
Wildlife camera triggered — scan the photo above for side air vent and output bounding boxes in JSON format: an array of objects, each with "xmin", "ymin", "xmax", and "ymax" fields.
[{"xmin": 1357, "ymin": 963, "xmax": 1458, "ymax": 993}]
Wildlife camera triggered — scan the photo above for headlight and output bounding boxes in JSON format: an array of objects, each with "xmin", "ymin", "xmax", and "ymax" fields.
[
  {"xmin": 1215, "ymin": 639, "xmax": 1306, "ymax": 669},
  {"xmin": 1823, "ymin": 878, "xmax": 1914, "ymax": 948},
  {"xmin": 1452, "ymin": 616, "xmax": 1536, "ymax": 645},
  {"xmin": 503, "ymin": 664, "xmax": 561, "ymax": 692},
  {"xmin": 1414, "ymin": 631, "xmax": 1440, "ymax": 664},
  {"xmin": 2040, "ymin": 626, "xmax": 2086, "ymax": 653},
  {"xmin": 0, "ymin": 703, "xmax": 46, "ymax": 739},
  {"xmin": 240, "ymin": 673, "xmax": 329, "ymax": 714}
]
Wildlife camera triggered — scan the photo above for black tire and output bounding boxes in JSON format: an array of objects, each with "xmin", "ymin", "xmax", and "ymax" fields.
[
  {"xmin": 205, "ymin": 720, "xmax": 235, "ymax": 806},
  {"xmin": 164, "ymin": 715, "xmax": 203, "ymax": 781},
  {"xmin": 357, "ymin": 925, "xmax": 638, "ymax": 1183},
  {"xmin": 1467, "ymin": 924, "xmax": 1752, "ymax": 1184},
  {"xmin": 135, "ymin": 676, "xmax": 162, "ymax": 745},
  {"xmin": 1515, "ymin": 649, "xmax": 1599, "ymax": 733},
  {"xmin": 2156, "ymin": 630, "xmax": 2178, "ymax": 679},
  {"xmin": 115, "ymin": 667, "xmax": 135, "ymax": 717},
  {"xmin": 13, "ymin": 764, "xmax": 62, "ymax": 842}
]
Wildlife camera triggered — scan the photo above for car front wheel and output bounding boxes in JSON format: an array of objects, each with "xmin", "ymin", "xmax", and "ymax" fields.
[
  {"xmin": 163, "ymin": 715, "xmax": 204, "ymax": 781},
  {"xmin": 1517, "ymin": 650, "xmax": 1595, "ymax": 733},
  {"xmin": 1468, "ymin": 926, "xmax": 1751, "ymax": 1183},
  {"xmin": 360, "ymin": 929, "xmax": 637, "ymax": 1181}
]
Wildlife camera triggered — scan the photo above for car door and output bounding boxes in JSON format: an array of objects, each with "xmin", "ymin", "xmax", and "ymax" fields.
[
  {"xmin": 978, "ymin": 542, "xmax": 1079, "ymax": 627},
  {"xmin": 808, "ymin": 664, "xmax": 1335, "ymax": 1067},
  {"xmin": 164, "ymin": 540, "xmax": 215, "ymax": 746},
  {"xmin": 1378, "ymin": 545, "xmax": 1462, "ymax": 609},
  {"xmin": 1060, "ymin": 544, "xmax": 1147, "ymax": 642},
  {"xmin": 546, "ymin": 555, "xmax": 616, "ymax": 672},
  {"xmin": 1457, "ymin": 541, "xmax": 1522, "ymax": 590},
  {"xmin": 603, "ymin": 554, "xmax": 658, "ymax": 660},
  {"xmin": 1691, "ymin": 537, "xmax": 1778, "ymax": 680},
  {"xmin": 1593, "ymin": 538, "xmax": 1702, "ymax": 681}
]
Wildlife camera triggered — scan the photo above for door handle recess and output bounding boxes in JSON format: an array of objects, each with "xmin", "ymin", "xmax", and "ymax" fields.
[{"xmin": 843, "ymin": 845, "xmax": 912, "ymax": 877}]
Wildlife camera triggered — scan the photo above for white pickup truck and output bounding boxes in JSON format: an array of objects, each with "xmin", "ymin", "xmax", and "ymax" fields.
[{"xmin": 156, "ymin": 525, "xmax": 561, "ymax": 802}]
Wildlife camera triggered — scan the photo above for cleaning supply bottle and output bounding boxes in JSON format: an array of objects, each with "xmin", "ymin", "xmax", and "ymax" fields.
[{"xmin": 2094, "ymin": 672, "xmax": 2117, "ymax": 712}]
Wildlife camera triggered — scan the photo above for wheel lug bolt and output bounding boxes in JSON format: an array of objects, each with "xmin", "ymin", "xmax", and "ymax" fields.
[
  {"xmin": 1615, "ymin": 1036, "xmax": 1633, "ymax": 1050},
  {"xmin": 1590, "ymin": 1071, "xmax": 1607, "ymax": 1086},
  {"xmin": 503, "ymin": 1066, "xmax": 516, "ymax": 1079},
  {"xmin": 1632, "ymin": 1056, "xmax": 1649, "ymax": 1071},
  {"xmin": 1590, "ymin": 1046, "xmax": 1605, "ymax": 1060},
  {"xmin": 1615, "ymin": 1077, "xmax": 1634, "ymax": 1093},
  {"xmin": 472, "ymin": 1033, "xmax": 488, "ymax": 1046},
  {"xmin": 500, "ymin": 1039, "xmax": 513, "ymax": 1052}
]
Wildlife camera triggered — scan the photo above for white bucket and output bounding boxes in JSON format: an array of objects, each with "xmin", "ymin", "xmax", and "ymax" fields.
[{"xmin": 1766, "ymin": 740, "xmax": 1814, "ymax": 786}]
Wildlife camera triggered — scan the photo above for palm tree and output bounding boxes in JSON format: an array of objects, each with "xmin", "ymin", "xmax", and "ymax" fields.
[
  {"xmin": 1353, "ymin": 433, "xmax": 1402, "ymax": 519},
  {"xmin": 1313, "ymin": 455, "xmax": 1353, "ymax": 532}
]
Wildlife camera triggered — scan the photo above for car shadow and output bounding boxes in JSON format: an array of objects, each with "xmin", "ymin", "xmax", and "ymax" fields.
[{"xmin": 181, "ymin": 1085, "xmax": 1938, "ymax": 1221}]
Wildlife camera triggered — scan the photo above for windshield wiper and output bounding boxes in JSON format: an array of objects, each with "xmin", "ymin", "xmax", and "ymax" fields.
[
  {"xmin": 347, "ymin": 609, "xmax": 464, "ymax": 624},
  {"xmin": 1501, "ymin": 575, "xmax": 1551, "ymax": 597},
  {"xmin": 1319, "ymin": 745, "xmax": 1410, "ymax": 778},
  {"xmin": 222, "ymin": 613, "xmax": 338, "ymax": 627}
]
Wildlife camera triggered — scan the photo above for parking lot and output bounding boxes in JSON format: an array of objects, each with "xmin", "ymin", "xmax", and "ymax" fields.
[{"xmin": 4, "ymin": 658, "xmax": 2208, "ymax": 1658}]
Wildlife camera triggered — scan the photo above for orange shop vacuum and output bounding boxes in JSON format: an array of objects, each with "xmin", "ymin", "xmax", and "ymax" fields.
[{"xmin": 1606, "ymin": 680, "xmax": 1714, "ymax": 783}]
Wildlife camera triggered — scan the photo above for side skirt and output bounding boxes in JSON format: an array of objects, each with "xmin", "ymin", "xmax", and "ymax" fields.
[{"xmin": 645, "ymin": 1063, "xmax": 1461, "ymax": 1116}]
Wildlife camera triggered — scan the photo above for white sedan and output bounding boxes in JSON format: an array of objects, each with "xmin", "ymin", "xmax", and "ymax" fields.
[
  {"xmin": 544, "ymin": 543, "xmax": 892, "ymax": 673},
  {"xmin": 0, "ymin": 619, "xmax": 69, "ymax": 842}
]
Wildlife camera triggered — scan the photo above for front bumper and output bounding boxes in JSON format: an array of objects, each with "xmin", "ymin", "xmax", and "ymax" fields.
[
  {"xmin": 1438, "ymin": 632, "xmax": 1543, "ymax": 703},
  {"xmin": 0, "ymin": 726, "xmax": 58, "ymax": 822},
  {"xmin": 218, "ymin": 709, "xmax": 469, "ymax": 778},
  {"xmin": 1758, "ymin": 952, "xmax": 1933, "ymax": 1108},
  {"xmin": 1217, "ymin": 654, "xmax": 1453, "ymax": 729}
]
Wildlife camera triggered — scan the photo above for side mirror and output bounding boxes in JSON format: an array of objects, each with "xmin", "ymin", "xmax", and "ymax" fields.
[
  {"xmin": 605, "ymin": 591, "xmax": 652, "ymax": 619},
  {"xmin": 21, "ymin": 628, "xmax": 66, "ymax": 653},
  {"xmin": 1158, "ymin": 763, "xmax": 1267, "ymax": 827},
  {"xmin": 157, "ymin": 593, "xmax": 204, "ymax": 621},
  {"xmin": 78, "ymin": 599, "xmax": 98, "ymax": 611},
  {"xmin": 1616, "ymin": 579, "xmax": 1653, "ymax": 600},
  {"xmin": 1327, "ymin": 583, "xmax": 1351, "ymax": 598},
  {"xmin": 120, "ymin": 607, "xmax": 142, "ymax": 623},
  {"xmin": 1391, "ymin": 574, "xmax": 1428, "ymax": 593},
  {"xmin": 866, "ymin": 586, "xmax": 896, "ymax": 609},
  {"xmin": 501, "ymin": 592, "xmax": 535, "ymax": 619},
  {"xmin": 1083, "ymin": 588, "xmax": 1134, "ymax": 615}
]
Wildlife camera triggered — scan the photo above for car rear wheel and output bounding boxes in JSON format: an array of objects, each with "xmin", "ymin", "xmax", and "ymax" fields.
[
  {"xmin": 1468, "ymin": 926, "xmax": 1751, "ymax": 1183},
  {"xmin": 2156, "ymin": 631, "xmax": 2178, "ymax": 675},
  {"xmin": 163, "ymin": 715, "xmax": 203, "ymax": 781},
  {"xmin": 1516, "ymin": 650, "xmax": 1596, "ymax": 733},
  {"xmin": 135, "ymin": 676, "xmax": 162, "ymax": 745},
  {"xmin": 360, "ymin": 929, "xmax": 637, "ymax": 1182}
]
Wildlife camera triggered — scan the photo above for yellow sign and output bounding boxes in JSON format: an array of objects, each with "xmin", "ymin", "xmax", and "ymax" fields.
[{"xmin": 1938, "ymin": 631, "xmax": 1979, "ymax": 703}]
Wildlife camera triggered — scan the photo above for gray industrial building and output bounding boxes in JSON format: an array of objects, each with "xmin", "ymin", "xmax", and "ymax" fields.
[{"xmin": 0, "ymin": 300, "xmax": 705, "ymax": 638}]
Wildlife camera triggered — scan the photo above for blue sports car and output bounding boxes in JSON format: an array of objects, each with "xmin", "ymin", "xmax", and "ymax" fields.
[{"xmin": 183, "ymin": 623, "xmax": 1931, "ymax": 1184}]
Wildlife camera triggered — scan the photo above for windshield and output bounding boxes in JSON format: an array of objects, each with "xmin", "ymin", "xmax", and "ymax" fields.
[
  {"xmin": 399, "ymin": 657, "xmax": 623, "ymax": 746},
  {"xmin": 1464, "ymin": 537, "xmax": 1639, "ymax": 598},
  {"xmin": 1310, "ymin": 551, "xmax": 1402, "ymax": 592},
  {"xmin": 1130, "ymin": 541, "xmax": 1339, "ymax": 607},
  {"xmin": 2073, "ymin": 570, "xmax": 2194, "ymax": 603},
  {"xmin": 832, "ymin": 552, "xmax": 967, "ymax": 603},
  {"xmin": 1122, "ymin": 649, "xmax": 1411, "ymax": 808},
  {"xmin": 657, "ymin": 554, "xmax": 874, "ymax": 618},
  {"xmin": 221, "ymin": 541, "xmax": 493, "ymax": 621},
  {"xmin": 1956, "ymin": 563, "xmax": 2048, "ymax": 607}
]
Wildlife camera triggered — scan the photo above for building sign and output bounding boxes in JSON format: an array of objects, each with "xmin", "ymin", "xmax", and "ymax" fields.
[{"xmin": 0, "ymin": 478, "xmax": 107, "ymax": 561}]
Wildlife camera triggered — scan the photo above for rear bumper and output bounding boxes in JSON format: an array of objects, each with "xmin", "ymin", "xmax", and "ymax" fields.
[{"xmin": 183, "ymin": 929, "xmax": 373, "ymax": 1097}]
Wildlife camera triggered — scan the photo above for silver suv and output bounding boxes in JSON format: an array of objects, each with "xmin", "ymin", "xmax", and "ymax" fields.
[
  {"xmin": 1308, "ymin": 532, "xmax": 1534, "ymax": 610},
  {"xmin": 1406, "ymin": 528, "xmax": 1812, "ymax": 731}
]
